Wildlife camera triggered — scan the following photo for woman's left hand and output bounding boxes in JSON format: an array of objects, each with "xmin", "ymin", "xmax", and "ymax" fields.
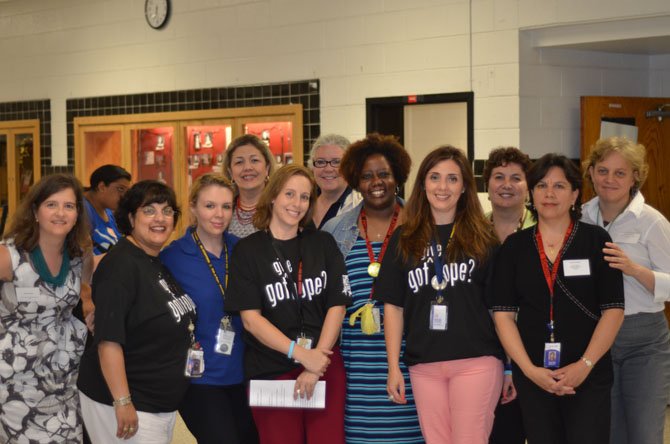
[
  {"xmin": 603, "ymin": 242, "xmax": 639, "ymax": 276},
  {"xmin": 294, "ymin": 370, "xmax": 320, "ymax": 400},
  {"xmin": 551, "ymin": 360, "xmax": 591, "ymax": 392},
  {"xmin": 500, "ymin": 373, "xmax": 517, "ymax": 404}
]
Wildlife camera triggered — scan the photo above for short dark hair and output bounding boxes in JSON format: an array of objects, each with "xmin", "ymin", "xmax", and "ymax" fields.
[
  {"xmin": 482, "ymin": 147, "xmax": 531, "ymax": 190},
  {"xmin": 89, "ymin": 164, "xmax": 131, "ymax": 190},
  {"xmin": 340, "ymin": 133, "xmax": 412, "ymax": 188},
  {"xmin": 527, "ymin": 153, "xmax": 582, "ymax": 221},
  {"xmin": 115, "ymin": 180, "xmax": 180, "ymax": 235},
  {"xmin": 222, "ymin": 134, "xmax": 276, "ymax": 185}
]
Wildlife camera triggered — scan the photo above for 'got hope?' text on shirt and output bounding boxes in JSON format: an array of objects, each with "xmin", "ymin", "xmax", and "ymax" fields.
[
  {"xmin": 265, "ymin": 259, "xmax": 328, "ymax": 308},
  {"xmin": 407, "ymin": 243, "xmax": 477, "ymax": 294}
]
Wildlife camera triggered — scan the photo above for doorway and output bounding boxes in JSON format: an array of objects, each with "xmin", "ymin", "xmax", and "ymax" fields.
[{"xmin": 366, "ymin": 92, "xmax": 473, "ymax": 195}]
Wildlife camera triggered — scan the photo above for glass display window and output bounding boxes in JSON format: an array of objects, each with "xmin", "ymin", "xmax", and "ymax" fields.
[
  {"xmin": 133, "ymin": 126, "xmax": 175, "ymax": 186},
  {"xmin": 185, "ymin": 124, "xmax": 232, "ymax": 188},
  {"xmin": 0, "ymin": 120, "xmax": 40, "ymax": 229},
  {"xmin": 244, "ymin": 121, "xmax": 293, "ymax": 167}
]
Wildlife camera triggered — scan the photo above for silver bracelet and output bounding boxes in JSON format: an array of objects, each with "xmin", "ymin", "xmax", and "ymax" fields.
[{"xmin": 112, "ymin": 394, "xmax": 132, "ymax": 408}]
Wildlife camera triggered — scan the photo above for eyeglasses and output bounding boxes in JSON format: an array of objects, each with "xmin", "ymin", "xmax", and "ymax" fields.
[
  {"xmin": 139, "ymin": 206, "xmax": 176, "ymax": 218},
  {"xmin": 312, "ymin": 158, "xmax": 341, "ymax": 168}
]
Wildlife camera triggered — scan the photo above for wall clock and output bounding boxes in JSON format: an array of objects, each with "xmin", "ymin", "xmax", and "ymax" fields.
[{"xmin": 145, "ymin": 0, "xmax": 170, "ymax": 30}]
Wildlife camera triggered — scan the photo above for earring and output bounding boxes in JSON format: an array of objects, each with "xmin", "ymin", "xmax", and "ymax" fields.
[
  {"xmin": 571, "ymin": 203, "xmax": 575, "ymax": 211},
  {"xmin": 395, "ymin": 186, "xmax": 400, "ymax": 195}
]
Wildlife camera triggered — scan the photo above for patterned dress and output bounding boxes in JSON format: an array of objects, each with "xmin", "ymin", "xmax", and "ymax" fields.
[
  {"xmin": 0, "ymin": 240, "xmax": 87, "ymax": 444},
  {"xmin": 340, "ymin": 238, "xmax": 424, "ymax": 444}
]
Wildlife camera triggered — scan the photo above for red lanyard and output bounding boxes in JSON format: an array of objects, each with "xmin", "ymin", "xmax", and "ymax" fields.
[
  {"xmin": 360, "ymin": 203, "xmax": 400, "ymax": 300},
  {"xmin": 535, "ymin": 220, "xmax": 574, "ymax": 341}
]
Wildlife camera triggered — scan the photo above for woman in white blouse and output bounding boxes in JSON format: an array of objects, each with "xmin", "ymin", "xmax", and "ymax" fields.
[{"xmin": 581, "ymin": 136, "xmax": 670, "ymax": 444}]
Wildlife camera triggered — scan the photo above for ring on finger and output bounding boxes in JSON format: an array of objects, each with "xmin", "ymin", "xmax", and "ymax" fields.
[{"xmin": 296, "ymin": 389, "xmax": 301, "ymax": 394}]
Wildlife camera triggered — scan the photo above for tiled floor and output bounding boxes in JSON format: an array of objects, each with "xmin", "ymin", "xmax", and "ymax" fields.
[
  {"xmin": 171, "ymin": 408, "xmax": 670, "ymax": 443},
  {"xmin": 171, "ymin": 416, "xmax": 195, "ymax": 444}
]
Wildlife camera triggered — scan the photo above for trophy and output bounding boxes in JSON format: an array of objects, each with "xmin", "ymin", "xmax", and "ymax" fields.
[
  {"xmin": 155, "ymin": 135, "xmax": 165, "ymax": 150},
  {"xmin": 194, "ymin": 132, "xmax": 201, "ymax": 150},
  {"xmin": 203, "ymin": 132, "xmax": 213, "ymax": 148}
]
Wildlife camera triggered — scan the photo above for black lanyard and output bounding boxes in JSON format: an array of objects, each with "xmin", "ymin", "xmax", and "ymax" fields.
[
  {"xmin": 191, "ymin": 229, "xmax": 228, "ymax": 301},
  {"xmin": 431, "ymin": 224, "xmax": 455, "ymax": 303},
  {"xmin": 267, "ymin": 230, "xmax": 305, "ymax": 333}
]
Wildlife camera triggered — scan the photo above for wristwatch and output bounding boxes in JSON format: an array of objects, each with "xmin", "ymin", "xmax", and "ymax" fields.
[{"xmin": 580, "ymin": 356, "xmax": 593, "ymax": 368}]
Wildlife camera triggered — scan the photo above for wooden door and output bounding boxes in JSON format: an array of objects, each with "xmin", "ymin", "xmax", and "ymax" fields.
[{"xmin": 581, "ymin": 96, "xmax": 670, "ymax": 323}]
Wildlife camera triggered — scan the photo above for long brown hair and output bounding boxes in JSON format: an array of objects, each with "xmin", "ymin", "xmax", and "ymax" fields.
[
  {"xmin": 4, "ymin": 174, "xmax": 91, "ymax": 258},
  {"xmin": 399, "ymin": 146, "xmax": 497, "ymax": 264},
  {"xmin": 253, "ymin": 164, "xmax": 317, "ymax": 231}
]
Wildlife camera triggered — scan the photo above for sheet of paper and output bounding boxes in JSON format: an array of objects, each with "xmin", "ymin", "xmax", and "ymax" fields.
[
  {"xmin": 249, "ymin": 380, "xmax": 326, "ymax": 409},
  {"xmin": 600, "ymin": 121, "xmax": 638, "ymax": 142}
]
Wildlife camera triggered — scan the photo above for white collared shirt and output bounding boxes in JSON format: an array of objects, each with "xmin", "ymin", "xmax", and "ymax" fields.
[{"xmin": 582, "ymin": 192, "xmax": 670, "ymax": 315}]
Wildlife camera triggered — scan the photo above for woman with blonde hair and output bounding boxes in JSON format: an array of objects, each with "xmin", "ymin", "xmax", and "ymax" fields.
[
  {"xmin": 226, "ymin": 164, "xmax": 351, "ymax": 444},
  {"xmin": 582, "ymin": 137, "xmax": 670, "ymax": 444},
  {"xmin": 375, "ymin": 146, "xmax": 504, "ymax": 443},
  {"xmin": 161, "ymin": 173, "xmax": 257, "ymax": 443}
]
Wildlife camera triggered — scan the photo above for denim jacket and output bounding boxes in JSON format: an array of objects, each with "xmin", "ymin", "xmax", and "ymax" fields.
[{"xmin": 322, "ymin": 198, "xmax": 404, "ymax": 258}]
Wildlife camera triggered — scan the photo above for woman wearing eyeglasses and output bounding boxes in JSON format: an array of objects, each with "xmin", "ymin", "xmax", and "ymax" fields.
[
  {"xmin": 78, "ymin": 181, "xmax": 197, "ymax": 444},
  {"xmin": 309, "ymin": 134, "xmax": 362, "ymax": 229}
]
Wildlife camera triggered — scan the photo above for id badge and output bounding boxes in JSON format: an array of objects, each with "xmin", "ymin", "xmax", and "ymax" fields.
[
  {"xmin": 429, "ymin": 303, "xmax": 448, "ymax": 331},
  {"xmin": 184, "ymin": 347, "xmax": 205, "ymax": 378},
  {"xmin": 295, "ymin": 334, "xmax": 314, "ymax": 363},
  {"xmin": 372, "ymin": 307, "xmax": 382, "ymax": 334},
  {"xmin": 214, "ymin": 317, "xmax": 235, "ymax": 355},
  {"xmin": 543, "ymin": 342, "xmax": 562, "ymax": 369}
]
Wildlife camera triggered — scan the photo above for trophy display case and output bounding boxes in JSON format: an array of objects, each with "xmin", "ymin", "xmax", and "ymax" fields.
[{"xmin": 74, "ymin": 105, "xmax": 303, "ymax": 234}]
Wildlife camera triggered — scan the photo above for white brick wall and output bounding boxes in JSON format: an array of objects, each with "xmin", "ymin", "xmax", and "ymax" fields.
[{"xmin": 1, "ymin": 0, "xmax": 670, "ymax": 164}]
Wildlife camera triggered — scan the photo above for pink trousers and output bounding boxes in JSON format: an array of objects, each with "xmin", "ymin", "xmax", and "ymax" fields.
[{"xmin": 409, "ymin": 356, "xmax": 503, "ymax": 444}]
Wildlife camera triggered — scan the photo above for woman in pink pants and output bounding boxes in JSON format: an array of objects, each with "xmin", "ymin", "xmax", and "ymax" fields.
[{"xmin": 374, "ymin": 146, "xmax": 505, "ymax": 444}]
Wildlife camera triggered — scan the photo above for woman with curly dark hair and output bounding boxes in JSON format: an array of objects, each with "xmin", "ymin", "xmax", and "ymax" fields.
[
  {"xmin": 482, "ymin": 146, "xmax": 533, "ymax": 444},
  {"xmin": 374, "ymin": 146, "xmax": 503, "ymax": 443},
  {"xmin": 0, "ymin": 174, "xmax": 92, "ymax": 442},
  {"xmin": 322, "ymin": 133, "xmax": 422, "ymax": 443}
]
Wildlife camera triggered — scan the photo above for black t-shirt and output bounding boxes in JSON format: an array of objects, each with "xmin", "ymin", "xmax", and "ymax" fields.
[
  {"xmin": 77, "ymin": 238, "xmax": 197, "ymax": 413},
  {"xmin": 225, "ymin": 229, "xmax": 351, "ymax": 379},
  {"xmin": 491, "ymin": 221, "xmax": 624, "ymax": 369},
  {"xmin": 374, "ymin": 224, "xmax": 503, "ymax": 366}
]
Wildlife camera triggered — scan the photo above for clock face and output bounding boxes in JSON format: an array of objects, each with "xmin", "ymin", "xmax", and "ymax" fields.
[{"xmin": 145, "ymin": 0, "xmax": 170, "ymax": 29}]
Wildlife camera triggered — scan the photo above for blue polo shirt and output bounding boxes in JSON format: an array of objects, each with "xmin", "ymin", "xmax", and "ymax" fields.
[{"xmin": 160, "ymin": 227, "xmax": 245, "ymax": 386}]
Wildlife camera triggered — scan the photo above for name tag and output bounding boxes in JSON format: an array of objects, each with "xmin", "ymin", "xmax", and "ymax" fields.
[
  {"xmin": 613, "ymin": 232, "xmax": 640, "ymax": 244},
  {"xmin": 563, "ymin": 259, "xmax": 590, "ymax": 277},
  {"xmin": 16, "ymin": 287, "xmax": 41, "ymax": 303}
]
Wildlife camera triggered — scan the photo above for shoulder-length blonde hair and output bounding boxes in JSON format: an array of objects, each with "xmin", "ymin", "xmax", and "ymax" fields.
[
  {"xmin": 253, "ymin": 164, "xmax": 317, "ymax": 231},
  {"xmin": 4, "ymin": 174, "xmax": 91, "ymax": 258},
  {"xmin": 399, "ymin": 145, "xmax": 498, "ymax": 264}
]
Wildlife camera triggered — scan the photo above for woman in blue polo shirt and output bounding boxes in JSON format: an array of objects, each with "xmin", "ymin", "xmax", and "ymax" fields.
[{"xmin": 161, "ymin": 173, "xmax": 258, "ymax": 444}]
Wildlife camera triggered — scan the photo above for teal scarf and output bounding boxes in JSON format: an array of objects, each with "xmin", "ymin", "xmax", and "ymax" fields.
[{"xmin": 30, "ymin": 246, "xmax": 71, "ymax": 287}]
